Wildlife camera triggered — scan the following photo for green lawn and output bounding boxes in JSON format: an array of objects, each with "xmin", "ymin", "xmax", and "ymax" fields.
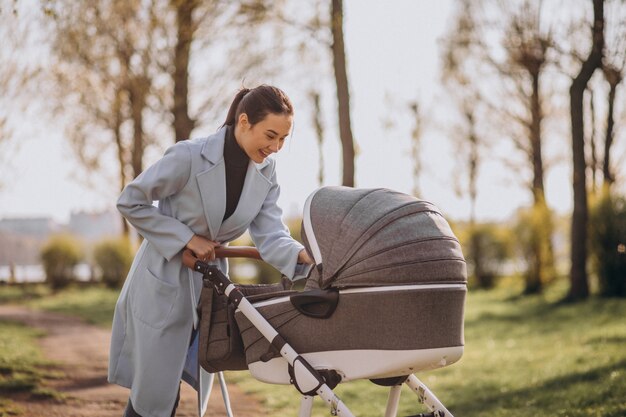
[
  {"xmin": 26, "ymin": 285, "xmax": 119, "ymax": 328},
  {"xmin": 227, "ymin": 279, "xmax": 626, "ymax": 417},
  {"xmin": 1, "ymin": 280, "xmax": 625, "ymax": 416},
  {"xmin": 0, "ymin": 283, "xmax": 118, "ymax": 416},
  {"xmin": 0, "ymin": 320, "xmax": 65, "ymax": 415},
  {"xmin": 0, "ymin": 283, "xmax": 119, "ymax": 328}
]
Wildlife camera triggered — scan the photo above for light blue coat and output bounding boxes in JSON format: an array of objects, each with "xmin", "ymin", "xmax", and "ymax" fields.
[{"xmin": 108, "ymin": 127, "xmax": 306, "ymax": 417}]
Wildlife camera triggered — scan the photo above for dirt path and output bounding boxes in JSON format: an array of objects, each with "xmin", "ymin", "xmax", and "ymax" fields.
[{"xmin": 0, "ymin": 305, "xmax": 265, "ymax": 417}]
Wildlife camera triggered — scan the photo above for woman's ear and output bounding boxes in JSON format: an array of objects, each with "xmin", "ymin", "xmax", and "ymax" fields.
[{"xmin": 238, "ymin": 113, "xmax": 249, "ymax": 130}]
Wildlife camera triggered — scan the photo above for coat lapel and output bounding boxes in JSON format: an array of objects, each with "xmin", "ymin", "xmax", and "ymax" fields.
[
  {"xmin": 195, "ymin": 127, "xmax": 274, "ymax": 242},
  {"xmin": 218, "ymin": 160, "xmax": 272, "ymax": 238},
  {"xmin": 196, "ymin": 128, "xmax": 227, "ymax": 240}
]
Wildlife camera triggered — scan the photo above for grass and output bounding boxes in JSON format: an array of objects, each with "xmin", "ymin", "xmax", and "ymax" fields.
[
  {"xmin": 0, "ymin": 320, "xmax": 64, "ymax": 412},
  {"xmin": 0, "ymin": 283, "xmax": 116, "ymax": 415},
  {"xmin": 226, "ymin": 278, "xmax": 626, "ymax": 417},
  {"xmin": 26, "ymin": 285, "xmax": 119, "ymax": 328},
  {"xmin": 1, "ymin": 280, "xmax": 625, "ymax": 416},
  {"xmin": 0, "ymin": 283, "xmax": 119, "ymax": 328}
]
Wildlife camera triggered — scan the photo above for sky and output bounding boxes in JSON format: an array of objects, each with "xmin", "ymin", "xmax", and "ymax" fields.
[{"xmin": 0, "ymin": 1, "xmax": 623, "ymax": 225}]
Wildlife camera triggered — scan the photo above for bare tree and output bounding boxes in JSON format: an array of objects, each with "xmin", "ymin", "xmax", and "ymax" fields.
[
  {"xmin": 569, "ymin": 0, "xmax": 605, "ymax": 301},
  {"xmin": 240, "ymin": 0, "xmax": 355, "ymax": 187},
  {"xmin": 0, "ymin": 3, "xmax": 44, "ymax": 190},
  {"xmin": 40, "ymin": 0, "xmax": 281, "ymax": 237},
  {"xmin": 43, "ymin": 0, "xmax": 169, "ymax": 234},
  {"xmin": 586, "ymin": 86, "xmax": 599, "ymax": 193},
  {"xmin": 440, "ymin": 1, "xmax": 491, "ymax": 287},
  {"xmin": 407, "ymin": 102, "xmax": 422, "ymax": 198},
  {"xmin": 442, "ymin": 0, "xmax": 556, "ymax": 293},
  {"xmin": 330, "ymin": 0, "xmax": 356, "ymax": 186},
  {"xmin": 600, "ymin": 0, "xmax": 626, "ymax": 187},
  {"xmin": 602, "ymin": 64, "xmax": 622, "ymax": 186},
  {"xmin": 167, "ymin": 1, "xmax": 287, "ymax": 140},
  {"xmin": 440, "ymin": 0, "xmax": 482, "ymax": 224},
  {"xmin": 171, "ymin": 0, "xmax": 198, "ymax": 142},
  {"xmin": 310, "ymin": 90, "xmax": 326, "ymax": 186}
]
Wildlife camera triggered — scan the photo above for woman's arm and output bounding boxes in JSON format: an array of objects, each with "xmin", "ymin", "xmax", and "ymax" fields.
[
  {"xmin": 117, "ymin": 142, "xmax": 196, "ymax": 261},
  {"xmin": 248, "ymin": 167, "xmax": 313, "ymax": 279}
]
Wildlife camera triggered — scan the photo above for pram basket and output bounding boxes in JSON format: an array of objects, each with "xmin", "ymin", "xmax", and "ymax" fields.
[{"xmin": 195, "ymin": 187, "xmax": 467, "ymax": 417}]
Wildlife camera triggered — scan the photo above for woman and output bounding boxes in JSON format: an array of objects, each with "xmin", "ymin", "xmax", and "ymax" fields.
[{"xmin": 108, "ymin": 85, "xmax": 314, "ymax": 417}]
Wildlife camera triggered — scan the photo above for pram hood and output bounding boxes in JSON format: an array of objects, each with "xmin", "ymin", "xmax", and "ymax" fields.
[{"xmin": 301, "ymin": 186, "xmax": 467, "ymax": 289}]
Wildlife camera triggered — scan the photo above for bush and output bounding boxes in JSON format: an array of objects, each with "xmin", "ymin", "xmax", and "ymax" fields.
[
  {"xmin": 457, "ymin": 222, "xmax": 512, "ymax": 289},
  {"xmin": 514, "ymin": 201, "xmax": 556, "ymax": 294},
  {"xmin": 589, "ymin": 189, "xmax": 626, "ymax": 297},
  {"xmin": 93, "ymin": 237, "xmax": 134, "ymax": 288},
  {"xmin": 40, "ymin": 235, "xmax": 83, "ymax": 290}
]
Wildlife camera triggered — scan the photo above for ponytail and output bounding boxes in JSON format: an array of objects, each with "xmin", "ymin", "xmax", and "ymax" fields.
[
  {"xmin": 221, "ymin": 85, "xmax": 293, "ymax": 129},
  {"xmin": 222, "ymin": 88, "xmax": 251, "ymax": 127}
]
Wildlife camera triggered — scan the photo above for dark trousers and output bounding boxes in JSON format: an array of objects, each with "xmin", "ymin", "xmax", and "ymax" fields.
[{"xmin": 123, "ymin": 385, "xmax": 181, "ymax": 417}]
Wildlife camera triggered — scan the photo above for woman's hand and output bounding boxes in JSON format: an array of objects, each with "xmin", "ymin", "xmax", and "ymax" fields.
[
  {"xmin": 185, "ymin": 235, "xmax": 220, "ymax": 262},
  {"xmin": 298, "ymin": 249, "xmax": 314, "ymax": 264},
  {"xmin": 182, "ymin": 249, "xmax": 199, "ymax": 269}
]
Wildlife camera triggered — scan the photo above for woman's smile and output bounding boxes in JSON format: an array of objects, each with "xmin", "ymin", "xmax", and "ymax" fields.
[{"xmin": 236, "ymin": 113, "xmax": 293, "ymax": 163}]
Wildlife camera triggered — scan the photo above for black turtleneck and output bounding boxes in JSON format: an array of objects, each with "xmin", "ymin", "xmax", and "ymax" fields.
[{"xmin": 223, "ymin": 125, "xmax": 250, "ymax": 221}]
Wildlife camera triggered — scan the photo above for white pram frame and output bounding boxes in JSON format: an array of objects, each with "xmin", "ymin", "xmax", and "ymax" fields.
[{"xmin": 193, "ymin": 259, "xmax": 456, "ymax": 417}]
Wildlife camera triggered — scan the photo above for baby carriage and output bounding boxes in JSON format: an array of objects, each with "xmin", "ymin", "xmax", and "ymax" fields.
[{"xmin": 192, "ymin": 186, "xmax": 467, "ymax": 417}]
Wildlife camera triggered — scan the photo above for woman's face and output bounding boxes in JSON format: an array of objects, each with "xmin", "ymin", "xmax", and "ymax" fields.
[{"xmin": 235, "ymin": 112, "xmax": 293, "ymax": 163}]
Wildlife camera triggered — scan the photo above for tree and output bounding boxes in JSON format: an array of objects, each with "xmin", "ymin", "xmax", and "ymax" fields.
[
  {"xmin": 440, "ymin": 0, "xmax": 483, "ymax": 225},
  {"xmin": 441, "ymin": 0, "xmax": 556, "ymax": 292},
  {"xmin": 42, "ymin": 0, "xmax": 280, "ymax": 236},
  {"xmin": 242, "ymin": 0, "xmax": 355, "ymax": 187},
  {"xmin": 569, "ymin": 0, "xmax": 605, "ymax": 300},
  {"xmin": 171, "ymin": 0, "xmax": 198, "ymax": 142},
  {"xmin": 600, "ymin": 0, "xmax": 626, "ymax": 187},
  {"xmin": 407, "ymin": 101, "xmax": 423, "ymax": 198},
  {"xmin": 0, "ymin": 3, "xmax": 40, "ymax": 189},
  {"xmin": 168, "ymin": 1, "xmax": 269, "ymax": 142},
  {"xmin": 310, "ymin": 90, "xmax": 326, "ymax": 186},
  {"xmin": 330, "ymin": 0, "xmax": 356, "ymax": 187},
  {"xmin": 44, "ymin": 0, "xmax": 169, "ymax": 235},
  {"xmin": 441, "ymin": 0, "xmax": 490, "ymax": 287}
]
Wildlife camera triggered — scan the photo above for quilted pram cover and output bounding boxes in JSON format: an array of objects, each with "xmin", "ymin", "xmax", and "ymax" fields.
[
  {"xmin": 233, "ymin": 187, "xmax": 467, "ymax": 383},
  {"xmin": 301, "ymin": 186, "xmax": 467, "ymax": 289}
]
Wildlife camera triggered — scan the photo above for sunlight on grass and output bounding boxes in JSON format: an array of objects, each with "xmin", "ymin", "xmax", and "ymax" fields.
[
  {"xmin": 1, "ymin": 279, "xmax": 624, "ymax": 416},
  {"xmin": 0, "ymin": 320, "xmax": 63, "ymax": 415},
  {"xmin": 27, "ymin": 286, "xmax": 120, "ymax": 328},
  {"xmin": 0, "ymin": 284, "xmax": 120, "ymax": 328},
  {"xmin": 227, "ymin": 278, "xmax": 626, "ymax": 417}
]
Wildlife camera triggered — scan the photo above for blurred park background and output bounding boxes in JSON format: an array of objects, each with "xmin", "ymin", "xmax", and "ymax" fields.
[{"xmin": 0, "ymin": 0, "xmax": 625, "ymax": 416}]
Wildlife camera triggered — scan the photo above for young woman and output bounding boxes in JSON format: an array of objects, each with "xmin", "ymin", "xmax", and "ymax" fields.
[{"xmin": 108, "ymin": 85, "xmax": 314, "ymax": 417}]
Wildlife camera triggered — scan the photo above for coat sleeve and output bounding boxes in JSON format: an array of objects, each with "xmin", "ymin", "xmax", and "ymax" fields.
[
  {"xmin": 117, "ymin": 141, "xmax": 196, "ymax": 261},
  {"xmin": 248, "ymin": 166, "xmax": 311, "ymax": 280}
]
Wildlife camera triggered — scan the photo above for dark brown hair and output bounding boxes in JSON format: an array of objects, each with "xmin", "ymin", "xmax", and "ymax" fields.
[{"xmin": 222, "ymin": 85, "xmax": 294, "ymax": 127}]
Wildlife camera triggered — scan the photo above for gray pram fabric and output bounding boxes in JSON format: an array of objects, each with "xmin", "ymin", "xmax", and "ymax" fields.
[
  {"xmin": 237, "ymin": 286, "xmax": 466, "ymax": 365},
  {"xmin": 301, "ymin": 186, "xmax": 467, "ymax": 289},
  {"xmin": 233, "ymin": 187, "xmax": 467, "ymax": 371}
]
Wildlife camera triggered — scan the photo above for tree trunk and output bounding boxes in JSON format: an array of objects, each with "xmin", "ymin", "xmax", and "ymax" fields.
[
  {"xmin": 530, "ymin": 71, "xmax": 545, "ymax": 203},
  {"xmin": 129, "ymin": 81, "xmax": 147, "ymax": 178},
  {"xmin": 602, "ymin": 67, "xmax": 620, "ymax": 187},
  {"xmin": 588, "ymin": 88, "xmax": 598, "ymax": 193},
  {"xmin": 113, "ymin": 89, "xmax": 129, "ymax": 237},
  {"xmin": 172, "ymin": 0, "xmax": 197, "ymax": 142},
  {"xmin": 526, "ymin": 69, "xmax": 554, "ymax": 294},
  {"xmin": 569, "ymin": 0, "xmax": 604, "ymax": 300},
  {"xmin": 310, "ymin": 90, "xmax": 325, "ymax": 186},
  {"xmin": 331, "ymin": 0, "xmax": 355, "ymax": 187},
  {"xmin": 409, "ymin": 102, "xmax": 421, "ymax": 197}
]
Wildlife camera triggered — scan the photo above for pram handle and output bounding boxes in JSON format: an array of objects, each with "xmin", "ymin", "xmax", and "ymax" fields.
[
  {"xmin": 182, "ymin": 247, "xmax": 261, "ymax": 270},
  {"xmin": 215, "ymin": 246, "xmax": 262, "ymax": 260}
]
